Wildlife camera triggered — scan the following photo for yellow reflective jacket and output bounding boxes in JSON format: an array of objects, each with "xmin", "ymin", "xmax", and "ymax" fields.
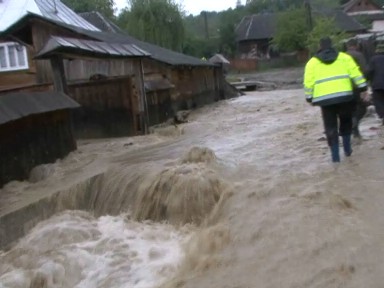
[{"xmin": 304, "ymin": 51, "xmax": 367, "ymax": 106}]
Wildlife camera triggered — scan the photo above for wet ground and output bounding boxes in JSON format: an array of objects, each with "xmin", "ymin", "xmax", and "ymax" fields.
[{"xmin": 1, "ymin": 88, "xmax": 384, "ymax": 288}]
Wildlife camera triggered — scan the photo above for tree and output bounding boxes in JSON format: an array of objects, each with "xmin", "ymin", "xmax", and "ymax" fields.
[
  {"xmin": 245, "ymin": 0, "xmax": 345, "ymax": 12},
  {"xmin": 246, "ymin": 0, "xmax": 304, "ymax": 13},
  {"xmin": 271, "ymin": 8, "xmax": 309, "ymax": 52},
  {"xmin": 117, "ymin": 0, "xmax": 185, "ymax": 52},
  {"xmin": 218, "ymin": 6, "xmax": 247, "ymax": 56},
  {"xmin": 62, "ymin": 0, "xmax": 115, "ymax": 19},
  {"xmin": 306, "ymin": 17, "xmax": 347, "ymax": 54}
]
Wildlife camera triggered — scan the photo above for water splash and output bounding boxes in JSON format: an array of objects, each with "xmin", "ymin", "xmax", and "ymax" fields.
[{"xmin": 0, "ymin": 211, "xmax": 191, "ymax": 288}]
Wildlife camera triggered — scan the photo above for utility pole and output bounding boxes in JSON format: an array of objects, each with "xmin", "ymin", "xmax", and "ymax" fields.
[
  {"xmin": 203, "ymin": 11, "xmax": 209, "ymax": 39},
  {"xmin": 304, "ymin": 0, "xmax": 313, "ymax": 31}
]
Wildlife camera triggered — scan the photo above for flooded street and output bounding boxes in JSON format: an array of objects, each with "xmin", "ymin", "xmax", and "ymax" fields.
[{"xmin": 1, "ymin": 88, "xmax": 384, "ymax": 287}]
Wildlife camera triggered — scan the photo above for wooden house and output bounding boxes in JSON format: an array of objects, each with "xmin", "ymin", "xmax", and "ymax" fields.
[
  {"xmin": 235, "ymin": 10, "xmax": 366, "ymax": 59},
  {"xmin": 1, "ymin": 1, "xmax": 236, "ymax": 140},
  {"xmin": 343, "ymin": 0, "xmax": 384, "ymax": 32},
  {"xmin": 0, "ymin": 0, "xmax": 154, "ymax": 138},
  {"xmin": 79, "ymin": 11, "xmax": 233, "ymax": 116},
  {"xmin": 0, "ymin": 91, "xmax": 79, "ymax": 187}
]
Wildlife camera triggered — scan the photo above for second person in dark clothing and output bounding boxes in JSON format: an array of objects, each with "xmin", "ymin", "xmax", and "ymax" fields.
[
  {"xmin": 346, "ymin": 38, "xmax": 369, "ymax": 139},
  {"xmin": 366, "ymin": 43, "xmax": 384, "ymax": 126}
]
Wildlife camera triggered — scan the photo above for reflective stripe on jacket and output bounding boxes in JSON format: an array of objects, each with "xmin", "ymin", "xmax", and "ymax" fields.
[{"xmin": 304, "ymin": 52, "xmax": 367, "ymax": 106}]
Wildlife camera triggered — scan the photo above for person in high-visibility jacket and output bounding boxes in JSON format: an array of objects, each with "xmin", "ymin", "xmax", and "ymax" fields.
[{"xmin": 304, "ymin": 37, "xmax": 368, "ymax": 163}]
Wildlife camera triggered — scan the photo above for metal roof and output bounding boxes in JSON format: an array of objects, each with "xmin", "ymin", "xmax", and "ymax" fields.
[
  {"xmin": 75, "ymin": 13, "xmax": 214, "ymax": 67},
  {"xmin": 35, "ymin": 36, "xmax": 150, "ymax": 59},
  {"xmin": 209, "ymin": 54, "xmax": 230, "ymax": 64},
  {"xmin": 1, "ymin": 13, "xmax": 214, "ymax": 67},
  {"xmin": 0, "ymin": 0, "xmax": 99, "ymax": 32},
  {"xmin": 83, "ymin": 30, "xmax": 214, "ymax": 67},
  {"xmin": 79, "ymin": 11, "xmax": 123, "ymax": 34},
  {"xmin": 0, "ymin": 91, "xmax": 80, "ymax": 125}
]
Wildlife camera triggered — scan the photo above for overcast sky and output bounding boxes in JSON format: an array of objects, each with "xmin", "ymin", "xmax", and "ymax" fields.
[{"xmin": 114, "ymin": 0, "xmax": 241, "ymax": 15}]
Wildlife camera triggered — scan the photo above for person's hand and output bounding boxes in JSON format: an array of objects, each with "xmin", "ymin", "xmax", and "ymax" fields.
[{"xmin": 360, "ymin": 91, "xmax": 371, "ymax": 103}]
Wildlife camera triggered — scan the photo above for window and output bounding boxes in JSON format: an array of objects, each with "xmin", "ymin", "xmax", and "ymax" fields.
[{"xmin": 0, "ymin": 42, "xmax": 29, "ymax": 72}]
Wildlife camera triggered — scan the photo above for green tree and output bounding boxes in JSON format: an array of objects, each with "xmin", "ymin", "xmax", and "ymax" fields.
[
  {"xmin": 218, "ymin": 6, "xmax": 247, "ymax": 56},
  {"xmin": 271, "ymin": 8, "xmax": 309, "ymax": 52},
  {"xmin": 62, "ymin": 0, "xmax": 115, "ymax": 19},
  {"xmin": 306, "ymin": 17, "xmax": 347, "ymax": 54},
  {"xmin": 245, "ymin": 0, "xmax": 344, "ymax": 12},
  {"xmin": 117, "ymin": 0, "xmax": 185, "ymax": 52}
]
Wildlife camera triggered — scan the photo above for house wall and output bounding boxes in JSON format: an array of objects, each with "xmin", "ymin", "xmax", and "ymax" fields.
[
  {"xmin": 146, "ymin": 89, "xmax": 173, "ymax": 127},
  {"xmin": 68, "ymin": 76, "xmax": 140, "ymax": 138},
  {"xmin": 237, "ymin": 39, "xmax": 271, "ymax": 59},
  {"xmin": 9, "ymin": 20, "xmax": 145, "ymax": 138},
  {"xmin": 346, "ymin": 1, "xmax": 381, "ymax": 13},
  {"xmin": 141, "ymin": 58, "xmax": 220, "ymax": 114},
  {"xmin": 0, "ymin": 110, "xmax": 76, "ymax": 187},
  {"xmin": 0, "ymin": 43, "xmax": 37, "ymax": 91},
  {"xmin": 372, "ymin": 20, "xmax": 384, "ymax": 31},
  {"xmin": 170, "ymin": 66, "xmax": 218, "ymax": 111}
]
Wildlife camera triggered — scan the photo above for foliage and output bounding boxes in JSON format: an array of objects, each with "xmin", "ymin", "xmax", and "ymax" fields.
[
  {"xmin": 182, "ymin": 37, "xmax": 220, "ymax": 58},
  {"xmin": 271, "ymin": 8, "xmax": 310, "ymax": 52},
  {"xmin": 306, "ymin": 17, "xmax": 347, "ymax": 54},
  {"xmin": 62, "ymin": 0, "xmax": 115, "ymax": 19},
  {"xmin": 218, "ymin": 6, "xmax": 247, "ymax": 57},
  {"xmin": 117, "ymin": 0, "xmax": 185, "ymax": 52},
  {"xmin": 245, "ymin": 0, "xmax": 345, "ymax": 12},
  {"xmin": 184, "ymin": 11, "xmax": 220, "ymax": 40}
]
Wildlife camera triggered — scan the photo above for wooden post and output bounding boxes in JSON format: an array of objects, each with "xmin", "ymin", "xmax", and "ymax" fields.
[
  {"xmin": 50, "ymin": 56, "xmax": 68, "ymax": 94},
  {"xmin": 139, "ymin": 59, "xmax": 149, "ymax": 134}
]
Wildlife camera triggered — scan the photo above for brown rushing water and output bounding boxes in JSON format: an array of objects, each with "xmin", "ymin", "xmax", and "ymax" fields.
[{"xmin": 1, "ymin": 89, "xmax": 383, "ymax": 288}]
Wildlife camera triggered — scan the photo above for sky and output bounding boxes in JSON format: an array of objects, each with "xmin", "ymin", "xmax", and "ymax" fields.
[{"xmin": 114, "ymin": 0, "xmax": 241, "ymax": 15}]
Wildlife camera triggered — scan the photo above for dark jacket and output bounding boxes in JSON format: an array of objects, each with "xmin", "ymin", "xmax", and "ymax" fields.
[
  {"xmin": 367, "ymin": 53, "xmax": 384, "ymax": 91},
  {"xmin": 346, "ymin": 49, "xmax": 367, "ymax": 74}
]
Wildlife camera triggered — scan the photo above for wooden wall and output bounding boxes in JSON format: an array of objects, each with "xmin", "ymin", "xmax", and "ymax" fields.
[
  {"xmin": 0, "ymin": 110, "xmax": 76, "ymax": 187},
  {"xmin": 68, "ymin": 76, "xmax": 140, "ymax": 138},
  {"xmin": 141, "ymin": 58, "xmax": 220, "ymax": 113},
  {"xmin": 346, "ymin": 0, "xmax": 382, "ymax": 13}
]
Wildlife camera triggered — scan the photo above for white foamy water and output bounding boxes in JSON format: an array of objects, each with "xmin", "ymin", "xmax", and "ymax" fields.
[{"xmin": 0, "ymin": 211, "xmax": 191, "ymax": 288}]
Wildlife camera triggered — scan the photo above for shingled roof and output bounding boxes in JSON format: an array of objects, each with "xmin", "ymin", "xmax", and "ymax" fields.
[
  {"xmin": 236, "ymin": 13, "xmax": 277, "ymax": 42},
  {"xmin": 236, "ymin": 9, "xmax": 366, "ymax": 42}
]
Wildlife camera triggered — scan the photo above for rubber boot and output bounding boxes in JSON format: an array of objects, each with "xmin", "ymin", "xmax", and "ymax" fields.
[
  {"xmin": 342, "ymin": 135, "xmax": 352, "ymax": 157},
  {"xmin": 330, "ymin": 143, "xmax": 340, "ymax": 163}
]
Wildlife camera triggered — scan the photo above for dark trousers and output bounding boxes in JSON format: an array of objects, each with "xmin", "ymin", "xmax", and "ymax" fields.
[
  {"xmin": 321, "ymin": 101, "xmax": 354, "ymax": 147},
  {"xmin": 372, "ymin": 89, "xmax": 384, "ymax": 119},
  {"xmin": 352, "ymin": 92, "xmax": 368, "ymax": 137}
]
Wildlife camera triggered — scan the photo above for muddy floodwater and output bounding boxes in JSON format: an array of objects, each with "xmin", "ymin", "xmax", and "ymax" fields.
[{"xmin": 1, "ymin": 89, "xmax": 384, "ymax": 288}]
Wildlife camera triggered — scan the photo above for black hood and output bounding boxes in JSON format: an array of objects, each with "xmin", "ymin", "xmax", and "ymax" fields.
[{"xmin": 315, "ymin": 48, "xmax": 338, "ymax": 64}]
